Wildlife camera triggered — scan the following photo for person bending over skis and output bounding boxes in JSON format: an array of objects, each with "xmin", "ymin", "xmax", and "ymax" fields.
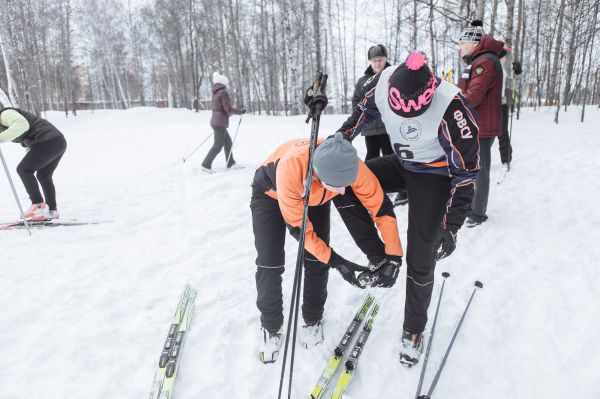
[
  {"xmin": 0, "ymin": 106, "xmax": 67, "ymax": 220},
  {"xmin": 251, "ymin": 133, "xmax": 403, "ymax": 363}
]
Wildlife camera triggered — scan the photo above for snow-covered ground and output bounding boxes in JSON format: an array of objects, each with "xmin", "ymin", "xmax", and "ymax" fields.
[{"xmin": 1, "ymin": 105, "xmax": 599, "ymax": 399}]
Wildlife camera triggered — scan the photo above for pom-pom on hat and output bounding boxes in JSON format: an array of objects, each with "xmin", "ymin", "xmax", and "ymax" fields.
[
  {"xmin": 313, "ymin": 132, "xmax": 359, "ymax": 188},
  {"xmin": 459, "ymin": 20, "xmax": 485, "ymax": 42},
  {"xmin": 387, "ymin": 52, "xmax": 438, "ymax": 118}
]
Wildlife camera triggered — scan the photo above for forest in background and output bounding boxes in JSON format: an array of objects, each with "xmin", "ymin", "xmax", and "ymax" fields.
[{"xmin": 0, "ymin": 0, "xmax": 599, "ymax": 122}]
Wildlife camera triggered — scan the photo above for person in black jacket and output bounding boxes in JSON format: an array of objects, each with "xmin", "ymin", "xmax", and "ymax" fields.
[
  {"xmin": 352, "ymin": 44, "xmax": 393, "ymax": 160},
  {"xmin": 353, "ymin": 45, "xmax": 408, "ymax": 206},
  {"xmin": 0, "ymin": 106, "xmax": 67, "ymax": 220}
]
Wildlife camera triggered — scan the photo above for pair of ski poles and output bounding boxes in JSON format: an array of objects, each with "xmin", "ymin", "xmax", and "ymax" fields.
[
  {"xmin": 277, "ymin": 71, "xmax": 329, "ymax": 399},
  {"xmin": 0, "ymin": 147, "xmax": 31, "ymax": 235},
  {"xmin": 416, "ymin": 273, "xmax": 483, "ymax": 399},
  {"xmin": 181, "ymin": 114, "xmax": 244, "ymax": 164}
]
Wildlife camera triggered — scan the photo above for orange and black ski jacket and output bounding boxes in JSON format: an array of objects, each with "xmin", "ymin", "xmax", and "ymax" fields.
[{"xmin": 253, "ymin": 138, "xmax": 403, "ymax": 264}]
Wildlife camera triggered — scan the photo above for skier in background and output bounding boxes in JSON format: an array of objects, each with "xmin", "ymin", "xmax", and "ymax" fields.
[
  {"xmin": 0, "ymin": 105, "xmax": 67, "ymax": 220},
  {"xmin": 353, "ymin": 44, "xmax": 409, "ymax": 207},
  {"xmin": 201, "ymin": 72, "xmax": 245, "ymax": 172},
  {"xmin": 457, "ymin": 20, "xmax": 504, "ymax": 227},
  {"xmin": 353, "ymin": 44, "xmax": 394, "ymax": 161},
  {"xmin": 332, "ymin": 51, "xmax": 480, "ymax": 367},
  {"xmin": 251, "ymin": 133, "xmax": 403, "ymax": 363}
]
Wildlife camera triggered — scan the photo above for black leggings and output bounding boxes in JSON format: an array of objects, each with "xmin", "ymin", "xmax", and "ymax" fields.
[
  {"xmin": 202, "ymin": 125, "xmax": 235, "ymax": 169},
  {"xmin": 16, "ymin": 135, "xmax": 67, "ymax": 210},
  {"xmin": 334, "ymin": 155, "xmax": 451, "ymax": 334},
  {"xmin": 251, "ymin": 189, "xmax": 331, "ymax": 333},
  {"xmin": 364, "ymin": 134, "xmax": 394, "ymax": 161}
]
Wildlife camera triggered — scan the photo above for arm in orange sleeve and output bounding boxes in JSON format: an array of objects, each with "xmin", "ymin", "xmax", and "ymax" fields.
[
  {"xmin": 275, "ymin": 158, "xmax": 333, "ymax": 264},
  {"xmin": 350, "ymin": 162, "xmax": 403, "ymax": 257}
]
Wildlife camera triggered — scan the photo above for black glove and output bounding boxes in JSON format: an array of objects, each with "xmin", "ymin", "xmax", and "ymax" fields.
[
  {"xmin": 328, "ymin": 250, "xmax": 369, "ymax": 289},
  {"xmin": 432, "ymin": 228, "xmax": 457, "ymax": 261},
  {"xmin": 357, "ymin": 255, "xmax": 402, "ymax": 288},
  {"xmin": 512, "ymin": 61, "xmax": 523, "ymax": 75},
  {"xmin": 303, "ymin": 86, "xmax": 328, "ymax": 109},
  {"xmin": 240, "ymin": 109, "xmax": 247, "ymax": 114}
]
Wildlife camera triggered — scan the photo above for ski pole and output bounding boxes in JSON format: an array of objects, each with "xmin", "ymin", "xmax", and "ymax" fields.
[
  {"xmin": 225, "ymin": 114, "xmax": 243, "ymax": 167},
  {"xmin": 419, "ymin": 280, "xmax": 483, "ymax": 399},
  {"xmin": 182, "ymin": 131, "xmax": 214, "ymax": 163},
  {"xmin": 0, "ymin": 147, "xmax": 31, "ymax": 235},
  {"xmin": 415, "ymin": 272, "xmax": 450, "ymax": 399},
  {"xmin": 278, "ymin": 71, "xmax": 328, "ymax": 399}
]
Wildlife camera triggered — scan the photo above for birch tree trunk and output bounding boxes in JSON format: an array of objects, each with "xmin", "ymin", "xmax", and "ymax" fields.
[{"xmin": 0, "ymin": 30, "xmax": 19, "ymax": 106}]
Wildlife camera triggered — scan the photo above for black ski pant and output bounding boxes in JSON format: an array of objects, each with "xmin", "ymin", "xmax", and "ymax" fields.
[
  {"xmin": 499, "ymin": 104, "xmax": 513, "ymax": 164},
  {"xmin": 364, "ymin": 134, "xmax": 394, "ymax": 161},
  {"xmin": 334, "ymin": 155, "xmax": 450, "ymax": 334},
  {"xmin": 251, "ymin": 188, "xmax": 331, "ymax": 334},
  {"xmin": 16, "ymin": 135, "xmax": 67, "ymax": 210},
  {"xmin": 202, "ymin": 125, "xmax": 235, "ymax": 169},
  {"xmin": 470, "ymin": 137, "xmax": 495, "ymax": 219}
]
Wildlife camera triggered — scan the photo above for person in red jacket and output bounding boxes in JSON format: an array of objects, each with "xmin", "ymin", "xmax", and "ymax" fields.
[
  {"xmin": 458, "ymin": 20, "xmax": 504, "ymax": 227},
  {"xmin": 201, "ymin": 72, "xmax": 245, "ymax": 172}
]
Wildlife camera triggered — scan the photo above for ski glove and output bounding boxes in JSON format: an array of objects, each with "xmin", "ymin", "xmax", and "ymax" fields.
[
  {"xmin": 328, "ymin": 250, "xmax": 369, "ymax": 289},
  {"xmin": 357, "ymin": 255, "xmax": 402, "ymax": 288},
  {"xmin": 303, "ymin": 87, "xmax": 328, "ymax": 110},
  {"xmin": 512, "ymin": 61, "xmax": 523, "ymax": 75},
  {"xmin": 432, "ymin": 228, "xmax": 457, "ymax": 261}
]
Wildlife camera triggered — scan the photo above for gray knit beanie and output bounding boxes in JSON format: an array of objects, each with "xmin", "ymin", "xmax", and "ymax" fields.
[{"xmin": 313, "ymin": 133, "xmax": 359, "ymax": 187}]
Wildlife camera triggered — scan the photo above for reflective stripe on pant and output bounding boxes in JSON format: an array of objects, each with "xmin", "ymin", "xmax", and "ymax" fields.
[
  {"xmin": 334, "ymin": 154, "xmax": 450, "ymax": 333},
  {"xmin": 251, "ymin": 188, "xmax": 330, "ymax": 333}
]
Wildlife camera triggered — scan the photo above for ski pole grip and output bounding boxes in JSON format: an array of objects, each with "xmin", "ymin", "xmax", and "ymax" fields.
[
  {"xmin": 319, "ymin": 74, "xmax": 328, "ymax": 93},
  {"xmin": 441, "ymin": 272, "xmax": 450, "ymax": 279},
  {"xmin": 475, "ymin": 281, "xmax": 483, "ymax": 289},
  {"xmin": 312, "ymin": 71, "xmax": 324, "ymax": 93}
]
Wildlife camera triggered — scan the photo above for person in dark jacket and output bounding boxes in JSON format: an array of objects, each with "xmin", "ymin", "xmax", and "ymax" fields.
[
  {"xmin": 458, "ymin": 20, "xmax": 504, "ymax": 227},
  {"xmin": 352, "ymin": 44, "xmax": 393, "ymax": 160},
  {"xmin": 0, "ymin": 105, "xmax": 67, "ymax": 220},
  {"xmin": 201, "ymin": 72, "xmax": 245, "ymax": 172},
  {"xmin": 353, "ymin": 45, "xmax": 408, "ymax": 206}
]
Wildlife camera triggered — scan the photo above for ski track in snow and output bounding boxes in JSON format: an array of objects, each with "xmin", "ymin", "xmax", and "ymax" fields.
[{"xmin": 1, "ymin": 106, "xmax": 599, "ymax": 398}]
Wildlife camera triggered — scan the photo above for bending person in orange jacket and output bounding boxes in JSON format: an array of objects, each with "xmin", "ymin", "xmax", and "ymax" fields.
[{"xmin": 251, "ymin": 133, "xmax": 403, "ymax": 364}]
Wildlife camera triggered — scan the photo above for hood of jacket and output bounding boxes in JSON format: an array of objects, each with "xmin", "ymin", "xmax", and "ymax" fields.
[
  {"xmin": 465, "ymin": 35, "xmax": 505, "ymax": 64},
  {"xmin": 212, "ymin": 83, "xmax": 227, "ymax": 95}
]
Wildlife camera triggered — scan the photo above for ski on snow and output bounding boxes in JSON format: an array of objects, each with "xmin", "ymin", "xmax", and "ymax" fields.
[
  {"xmin": 309, "ymin": 294, "xmax": 375, "ymax": 399},
  {"xmin": 0, "ymin": 219, "xmax": 103, "ymax": 230},
  {"xmin": 148, "ymin": 284, "xmax": 197, "ymax": 399},
  {"xmin": 330, "ymin": 301, "xmax": 380, "ymax": 399}
]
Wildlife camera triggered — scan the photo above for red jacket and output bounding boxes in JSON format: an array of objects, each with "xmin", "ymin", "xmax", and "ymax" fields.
[
  {"xmin": 458, "ymin": 35, "xmax": 504, "ymax": 138},
  {"xmin": 210, "ymin": 84, "xmax": 242, "ymax": 128}
]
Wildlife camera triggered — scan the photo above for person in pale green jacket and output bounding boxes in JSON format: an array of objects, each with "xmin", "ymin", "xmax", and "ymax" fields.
[{"xmin": 0, "ymin": 106, "xmax": 67, "ymax": 220}]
